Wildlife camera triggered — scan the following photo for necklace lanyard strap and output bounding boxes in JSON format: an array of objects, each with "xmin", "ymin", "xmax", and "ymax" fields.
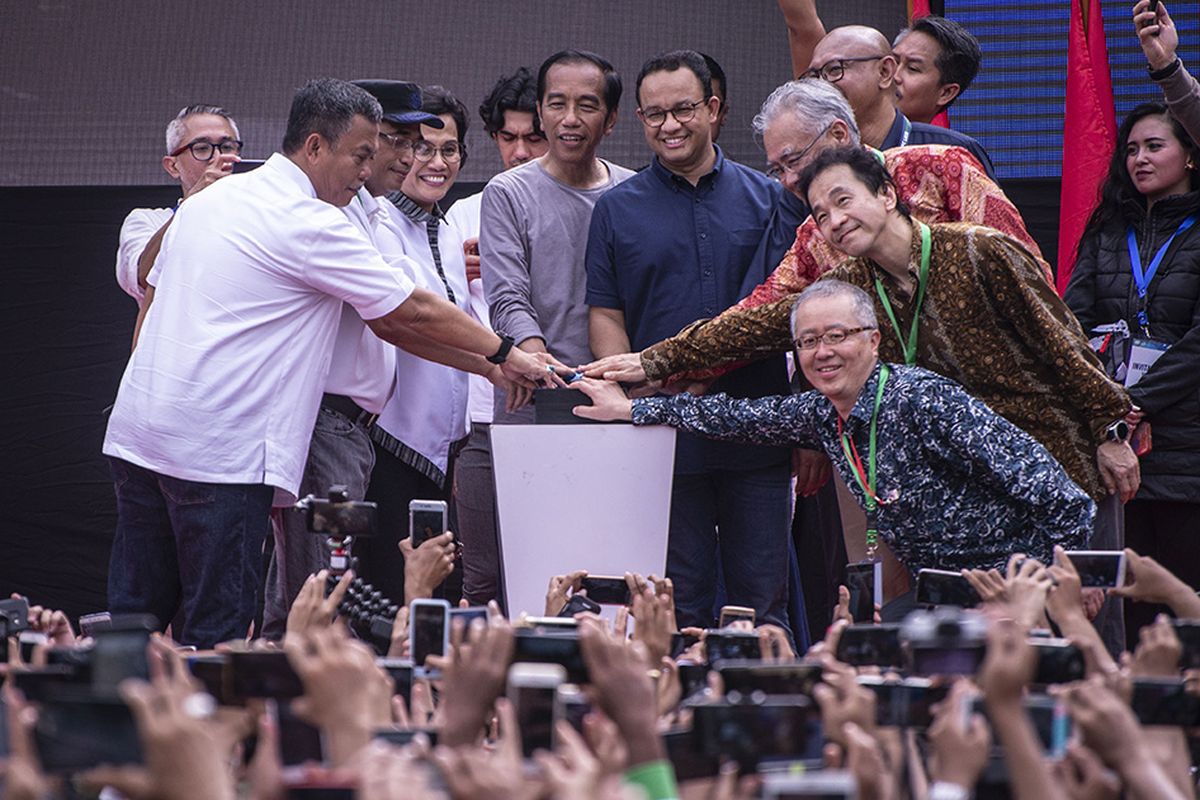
[
  {"xmin": 1127, "ymin": 215, "xmax": 1197, "ymax": 329},
  {"xmin": 875, "ymin": 222, "xmax": 931, "ymax": 365},
  {"xmin": 838, "ymin": 364, "xmax": 891, "ymax": 555}
]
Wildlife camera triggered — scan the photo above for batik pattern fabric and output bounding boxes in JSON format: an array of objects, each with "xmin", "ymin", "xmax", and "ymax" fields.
[{"xmin": 632, "ymin": 363, "xmax": 1095, "ymax": 574}]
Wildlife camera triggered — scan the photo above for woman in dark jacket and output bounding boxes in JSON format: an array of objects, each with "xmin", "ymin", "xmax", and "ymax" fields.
[{"xmin": 1065, "ymin": 101, "xmax": 1200, "ymax": 646}]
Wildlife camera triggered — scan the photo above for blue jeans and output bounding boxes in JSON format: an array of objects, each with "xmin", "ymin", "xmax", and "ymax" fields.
[
  {"xmin": 668, "ymin": 464, "xmax": 793, "ymax": 635},
  {"xmin": 107, "ymin": 457, "xmax": 273, "ymax": 648}
]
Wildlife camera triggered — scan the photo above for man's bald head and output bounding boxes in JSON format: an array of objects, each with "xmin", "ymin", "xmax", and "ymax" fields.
[
  {"xmin": 806, "ymin": 26, "xmax": 897, "ymax": 122},
  {"xmin": 816, "ymin": 26, "xmax": 893, "ymax": 59}
]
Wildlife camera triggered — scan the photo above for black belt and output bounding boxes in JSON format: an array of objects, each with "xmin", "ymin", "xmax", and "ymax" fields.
[{"xmin": 321, "ymin": 393, "xmax": 377, "ymax": 428}]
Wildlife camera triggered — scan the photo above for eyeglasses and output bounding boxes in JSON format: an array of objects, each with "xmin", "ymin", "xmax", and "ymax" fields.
[
  {"xmin": 169, "ymin": 138, "xmax": 243, "ymax": 161},
  {"xmin": 766, "ymin": 123, "xmax": 832, "ymax": 182},
  {"xmin": 638, "ymin": 99, "xmax": 707, "ymax": 128},
  {"xmin": 379, "ymin": 131, "xmax": 416, "ymax": 150},
  {"xmin": 412, "ymin": 140, "xmax": 464, "ymax": 163},
  {"xmin": 802, "ymin": 56, "xmax": 885, "ymax": 84},
  {"xmin": 793, "ymin": 326, "xmax": 876, "ymax": 350}
]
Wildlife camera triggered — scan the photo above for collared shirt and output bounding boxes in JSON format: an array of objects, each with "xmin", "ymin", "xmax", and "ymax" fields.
[
  {"xmin": 104, "ymin": 153, "xmax": 415, "ymax": 504},
  {"xmin": 116, "ymin": 206, "xmax": 174, "ymax": 303},
  {"xmin": 585, "ymin": 146, "xmax": 791, "ymax": 472},
  {"xmin": 632, "ymin": 363, "xmax": 1095, "ymax": 573},
  {"xmin": 882, "ymin": 109, "xmax": 996, "ymax": 179},
  {"xmin": 444, "ymin": 190, "xmax": 495, "ymax": 425},
  {"xmin": 369, "ymin": 191, "xmax": 472, "ymax": 487}
]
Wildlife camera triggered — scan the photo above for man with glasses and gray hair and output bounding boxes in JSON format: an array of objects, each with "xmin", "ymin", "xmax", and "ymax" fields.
[{"xmin": 115, "ymin": 104, "xmax": 242, "ymax": 307}]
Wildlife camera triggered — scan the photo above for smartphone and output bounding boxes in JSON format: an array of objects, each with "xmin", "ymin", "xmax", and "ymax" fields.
[
  {"xmin": 449, "ymin": 606, "xmax": 489, "ymax": 641},
  {"xmin": 1030, "ymin": 638, "xmax": 1085, "ymax": 685},
  {"xmin": 1131, "ymin": 678, "xmax": 1200, "ymax": 726},
  {"xmin": 677, "ymin": 660, "xmax": 710, "ymax": 699},
  {"xmin": 670, "ymin": 631, "xmax": 701, "ymax": 659},
  {"xmin": 521, "ymin": 616, "xmax": 579, "ymax": 631},
  {"xmin": 376, "ymin": 658, "xmax": 413, "ymax": 705},
  {"xmin": 90, "ymin": 616, "xmax": 154, "ymax": 696},
  {"xmin": 915, "ymin": 569, "xmax": 980, "ymax": 608},
  {"xmin": 845, "ymin": 561, "xmax": 883, "ymax": 623},
  {"xmin": 18, "ymin": 631, "xmax": 47, "ymax": 663},
  {"xmin": 187, "ymin": 653, "xmax": 239, "ymax": 706},
  {"xmin": 1172, "ymin": 619, "xmax": 1200, "ymax": 669},
  {"xmin": 762, "ymin": 770, "xmax": 857, "ymax": 799},
  {"xmin": 409, "ymin": 500, "xmax": 448, "ymax": 548},
  {"xmin": 1026, "ymin": 695, "xmax": 1072, "ymax": 758},
  {"xmin": 373, "ymin": 728, "xmax": 438, "ymax": 747},
  {"xmin": 579, "ymin": 575, "xmax": 631, "ymax": 606},
  {"xmin": 275, "ymin": 699, "xmax": 324, "ymax": 766},
  {"xmin": 691, "ymin": 696, "xmax": 822, "ymax": 767},
  {"xmin": 704, "ymin": 630, "xmax": 761, "ymax": 663},
  {"xmin": 1063, "ymin": 551, "xmax": 1127, "ymax": 588},
  {"xmin": 0, "ymin": 597, "xmax": 30, "ymax": 638},
  {"xmin": 508, "ymin": 663, "xmax": 566, "ymax": 758},
  {"xmin": 553, "ymin": 683, "xmax": 591, "ymax": 746},
  {"xmin": 858, "ymin": 676, "xmax": 948, "ymax": 728},
  {"xmin": 229, "ymin": 650, "xmax": 304, "ymax": 699},
  {"xmin": 835, "ymin": 623, "xmax": 905, "ymax": 668},
  {"xmin": 78, "ymin": 611, "xmax": 112, "ymax": 637},
  {"xmin": 718, "ymin": 605, "xmax": 757, "ymax": 628},
  {"xmin": 34, "ymin": 699, "xmax": 143, "ymax": 772},
  {"xmin": 409, "ymin": 599, "xmax": 450, "ymax": 678},
  {"xmin": 231, "ymin": 158, "xmax": 266, "ymax": 173},
  {"xmin": 512, "ymin": 630, "xmax": 589, "ymax": 684},
  {"xmin": 716, "ymin": 660, "xmax": 824, "ymax": 697},
  {"xmin": 663, "ymin": 726, "xmax": 721, "ymax": 781},
  {"xmin": 558, "ymin": 593, "xmax": 601, "ymax": 618}
]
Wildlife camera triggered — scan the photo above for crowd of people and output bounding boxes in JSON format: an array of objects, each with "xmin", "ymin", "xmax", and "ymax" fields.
[{"xmin": 5, "ymin": 0, "xmax": 1200, "ymax": 797}]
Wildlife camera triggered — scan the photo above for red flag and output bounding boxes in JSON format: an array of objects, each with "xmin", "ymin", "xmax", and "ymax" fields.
[
  {"xmin": 1057, "ymin": 0, "xmax": 1117, "ymax": 294},
  {"xmin": 907, "ymin": 0, "xmax": 950, "ymax": 127}
]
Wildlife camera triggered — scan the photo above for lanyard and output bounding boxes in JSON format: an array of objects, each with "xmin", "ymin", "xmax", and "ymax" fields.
[
  {"xmin": 1126, "ymin": 214, "xmax": 1197, "ymax": 330},
  {"xmin": 875, "ymin": 221, "xmax": 931, "ymax": 365},
  {"xmin": 837, "ymin": 364, "xmax": 891, "ymax": 559}
]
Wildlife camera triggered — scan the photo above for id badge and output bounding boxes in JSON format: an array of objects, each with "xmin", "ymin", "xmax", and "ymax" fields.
[{"xmin": 1125, "ymin": 337, "xmax": 1170, "ymax": 388}]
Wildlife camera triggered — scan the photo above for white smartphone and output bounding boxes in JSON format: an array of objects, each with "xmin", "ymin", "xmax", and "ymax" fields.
[
  {"xmin": 552, "ymin": 683, "xmax": 590, "ymax": 748},
  {"xmin": 761, "ymin": 770, "xmax": 857, "ymax": 798},
  {"xmin": 1063, "ymin": 550, "xmax": 1127, "ymax": 589},
  {"xmin": 409, "ymin": 499, "xmax": 448, "ymax": 548},
  {"xmin": 409, "ymin": 598, "xmax": 450, "ymax": 679},
  {"xmin": 718, "ymin": 605, "xmax": 757, "ymax": 628},
  {"xmin": 508, "ymin": 663, "xmax": 566, "ymax": 758}
]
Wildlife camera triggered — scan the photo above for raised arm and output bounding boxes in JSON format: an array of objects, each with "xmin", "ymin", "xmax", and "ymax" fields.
[{"xmin": 778, "ymin": 0, "xmax": 826, "ymax": 78}]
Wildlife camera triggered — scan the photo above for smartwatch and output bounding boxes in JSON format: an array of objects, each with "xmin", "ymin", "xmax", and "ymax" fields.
[
  {"xmin": 1105, "ymin": 419, "xmax": 1130, "ymax": 443},
  {"xmin": 486, "ymin": 332, "xmax": 515, "ymax": 365}
]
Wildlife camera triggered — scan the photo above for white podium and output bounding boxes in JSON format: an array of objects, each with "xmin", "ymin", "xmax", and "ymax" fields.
[{"xmin": 490, "ymin": 424, "xmax": 676, "ymax": 618}]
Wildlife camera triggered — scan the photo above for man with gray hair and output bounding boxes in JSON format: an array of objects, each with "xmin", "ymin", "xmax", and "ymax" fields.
[
  {"xmin": 103, "ymin": 78, "xmax": 553, "ymax": 647},
  {"xmin": 574, "ymin": 278, "xmax": 1093, "ymax": 585},
  {"xmin": 116, "ymin": 104, "xmax": 243, "ymax": 307}
]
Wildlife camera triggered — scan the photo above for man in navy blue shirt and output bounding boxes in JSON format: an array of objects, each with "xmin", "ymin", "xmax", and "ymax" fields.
[
  {"xmin": 803, "ymin": 25, "xmax": 995, "ymax": 178},
  {"xmin": 585, "ymin": 50, "xmax": 797, "ymax": 633}
]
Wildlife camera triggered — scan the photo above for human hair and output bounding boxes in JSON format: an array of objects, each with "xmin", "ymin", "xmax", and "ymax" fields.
[
  {"xmin": 635, "ymin": 50, "xmax": 712, "ymax": 107},
  {"xmin": 791, "ymin": 279, "xmax": 879, "ymax": 334},
  {"xmin": 752, "ymin": 79, "xmax": 861, "ymax": 146},
  {"xmin": 536, "ymin": 49, "xmax": 622, "ymax": 112},
  {"xmin": 164, "ymin": 104, "xmax": 240, "ymax": 154},
  {"xmin": 479, "ymin": 67, "xmax": 540, "ymax": 136},
  {"xmin": 700, "ymin": 52, "xmax": 727, "ymax": 105},
  {"xmin": 421, "ymin": 85, "xmax": 469, "ymax": 167},
  {"xmin": 796, "ymin": 145, "xmax": 911, "ymax": 218},
  {"xmin": 895, "ymin": 15, "xmax": 982, "ymax": 108},
  {"xmin": 281, "ymin": 78, "xmax": 382, "ymax": 155},
  {"xmin": 1080, "ymin": 102, "xmax": 1200, "ymax": 245}
]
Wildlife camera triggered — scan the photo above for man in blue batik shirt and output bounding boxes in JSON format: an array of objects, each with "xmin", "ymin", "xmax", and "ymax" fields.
[
  {"xmin": 575, "ymin": 279, "xmax": 1094, "ymax": 615},
  {"xmin": 585, "ymin": 50, "xmax": 803, "ymax": 633}
]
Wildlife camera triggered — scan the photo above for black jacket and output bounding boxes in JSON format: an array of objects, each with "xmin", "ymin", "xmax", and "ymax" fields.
[{"xmin": 1065, "ymin": 190, "xmax": 1200, "ymax": 502}]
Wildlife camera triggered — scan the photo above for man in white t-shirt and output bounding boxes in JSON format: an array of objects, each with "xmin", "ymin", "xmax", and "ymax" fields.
[
  {"xmin": 445, "ymin": 67, "xmax": 548, "ymax": 608},
  {"xmin": 103, "ymin": 78, "xmax": 553, "ymax": 648},
  {"xmin": 115, "ymin": 105, "xmax": 243, "ymax": 308}
]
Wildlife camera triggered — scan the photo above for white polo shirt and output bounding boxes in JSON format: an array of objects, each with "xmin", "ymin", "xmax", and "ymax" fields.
[
  {"xmin": 444, "ymin": 190, "xmax": 494, "ymax": 425},
  {"xmin": 104, "ymin": 153, "xmax": 415, "ymax": 504},
  {"xmin": 116, "ymin": 207, "xmax": 174, "ymax": 303}
]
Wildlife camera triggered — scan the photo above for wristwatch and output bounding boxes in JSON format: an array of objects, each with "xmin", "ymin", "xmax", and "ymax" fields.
[
  {"xmin": 486, "ymin": 332, "xmax": 515, "ymax": 364},
  {"xmin": 1105, "ymin": 419, "xmax": 1130, "ymax": 443}
]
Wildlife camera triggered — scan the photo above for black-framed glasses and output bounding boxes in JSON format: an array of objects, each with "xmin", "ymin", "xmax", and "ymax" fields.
[
  {"xmin": 169, "ymin": 138, "xmax": 243, "ymax": 160},
  {"xmin": 802, "ymin": 56, "xmax": 885, "ymax": 83},
  {"xmin": 412, "ymin": 140, "xmax": 464, "ymax": 163},
  {"xmin": 766, "ymin": 123, "xmax": 832, "ymax": 182},
  {"xmin": 793, "ymin": 326, "xmax": 876, "ymax": 350},
  {"xmin": 638, "ymin": 99, "xmax": 708, "ymax": 128}
]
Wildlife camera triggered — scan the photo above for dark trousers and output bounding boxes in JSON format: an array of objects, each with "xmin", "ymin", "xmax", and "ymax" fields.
[
  {"xmin": 1125, "ymin": 498, "xmax": 1200, "ymax": 650},
  {"xmin": 361, "ymin": 442, "xmax": 453, "ymax": 606},
  {"xmin": 452, "ymin": 424, "xmax": 503, "ymax": 609},
  {"xmin": 106, "ymin": 457, "xmax": 273, "ymax": 648},
  {"xmin": 668, "ymin": 464, "xmax": 792, "ymax": 635},
  {"xmin": 793, "ymin": 479, "xmax": 847, "ymax": 638}
]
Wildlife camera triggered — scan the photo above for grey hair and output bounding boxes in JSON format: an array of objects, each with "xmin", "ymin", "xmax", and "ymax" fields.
[
  {"xmin": 165, "ymin": 105, "xmax": 240, "ymax": 154},
  {"xmin": 751, "ymin": 79, "xmax": 861, "ymax": 145},
  {"xmin": 790, "ymin": 279, "xmax": 878, "ymax": 335}
]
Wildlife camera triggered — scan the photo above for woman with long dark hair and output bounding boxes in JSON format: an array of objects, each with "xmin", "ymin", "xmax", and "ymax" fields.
[{"xmin": 1065, "ymin": 101, "xmax": 1200, "ymax": 647}]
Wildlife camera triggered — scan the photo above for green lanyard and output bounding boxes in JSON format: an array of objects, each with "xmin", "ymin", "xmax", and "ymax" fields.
[
  {"xmin": 837, "ymin": 364, "xmax": 891, "ymax": 560},
  {"xmin": 875, "ymin": 221, "xmax": 931, "ymax": 365}
]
